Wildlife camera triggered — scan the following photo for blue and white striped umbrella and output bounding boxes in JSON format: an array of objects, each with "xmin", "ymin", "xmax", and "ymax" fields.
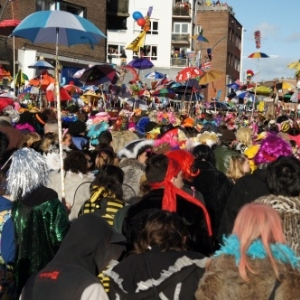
[{"xmin": 11, "ymin": 10, "xmax": 106, "ymax": 47}]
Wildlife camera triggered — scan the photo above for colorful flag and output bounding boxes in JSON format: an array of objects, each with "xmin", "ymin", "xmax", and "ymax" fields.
[
  {"xmin": 126, "ymin": 31, "xmax": 146, "ymax": 52},
  {"xmin": 201, "ymin": 61, "xmax": 212, "ymax": 71}
]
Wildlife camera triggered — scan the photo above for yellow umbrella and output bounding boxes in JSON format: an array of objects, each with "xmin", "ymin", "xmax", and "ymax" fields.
[
  {"xmin": 254, "ymin": 85, "xmax": 272, "ymax": 95},
  {"xmin": 199, "ymin": 70, "xmax": 224, "ymax": 85},
  {"xmin": 287, "ymin": 61, "xmax": 300, "ymax": 70}
]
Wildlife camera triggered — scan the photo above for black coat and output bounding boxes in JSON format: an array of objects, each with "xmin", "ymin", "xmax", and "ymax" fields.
[
  {"xmin": 217, "ymin": 169, "xmax": 270, "ymax": 243},
  {"xmin": 192, "ymin": 160, "xmax": 233, "ymax": 243},
  {"xmin": 106, "ymin": 247, "xmax": 207, "ymax": 300},
  {"xmin": 122, "ymin": 189, "xmax": 213, "ymax": 256}
]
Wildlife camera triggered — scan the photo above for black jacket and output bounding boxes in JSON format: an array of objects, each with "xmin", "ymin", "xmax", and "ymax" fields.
[
  {"xmin": 123, "ymin": 189, "xmax": 213, "ymax": 256},
  {"xmin": 106, "ymin": 247, "xmax": 207, "ymax": 300},
  {"xmin": 192, "ymin": 160, "xmax": 233, "ymax": 243},
  {"xmin": 217, "ymin": 169, "xmax": 270, "ymax": 243}
]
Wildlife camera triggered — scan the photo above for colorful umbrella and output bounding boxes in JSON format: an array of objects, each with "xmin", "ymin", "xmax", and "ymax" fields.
[
  {"xmin": 0, "ymin": 19, "xmax": 21, "ymax": 36},
  {"xmin": 138, "ymin": 89, "xmax": 151, "ymax": 97},
  {"xmin": 275, "ymin": 82, "xmax": 295, "ymax": 91},
  {"xmin": 14, "ymin": 69, "xmax": 29, "ymax": 86},
  {"xmin": 199, "ymin": 70, "xmax": 224, "ymax": 85},
  {"xmin": 195, "ymin": 35, "xmax": 209, "ymax": 42},
  {"xmin": 152, "ymin": 88, "xmax": 176, "ymax": 98},
  {"xmin": 29, "ymin": 71, "xmax": 55, "ymax": 89},
  {"xmin": 287, "ymin": 61, "xmax": 300, "ymax": 70},
  {"xmin": 12, "ymin": 10, "xmax": 106, "ymax": 203},
  {"xmin": 226, "ymin": 82, "xmax": 240, "ymax": 91},
  {"xmin": 145, "ymin": 71, "xmax": 164, "ymax": 80},
  {"xmin": 247, "ymin": 52, "xmax": 270, "ymax": 58},
  {"xmin": 73, "ymin": 68, "xmax": 86, "ymax": 78},
  {"xmin": 79, "ymin": 64, "xmax": 117, "ymax": 85},
  {"xmin": 63, "ymin": 84, "xmax": 82, "ymax": 94},
  {"xmin": 176, "ymin": 67, "xmax": 203, "ymax": 82},
  {"xmin": 254, "ymin": 85, "xmax": 272, "ymax": 95},
  {"xmin": 127, "ymin": 58, "xmax": 154, "ymax": 70},
  {"xmin": 28, "ymin": 59, "xmax": 54, "ymax": 70}
]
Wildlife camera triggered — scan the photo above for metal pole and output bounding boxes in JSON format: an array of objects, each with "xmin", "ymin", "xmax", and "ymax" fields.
[{"xmin": 0, "ymin": 0, "xmax": 10, "ymax": 21}]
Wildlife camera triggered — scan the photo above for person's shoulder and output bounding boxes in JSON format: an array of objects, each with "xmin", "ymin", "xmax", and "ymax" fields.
[{"xmin": 80, "ymin": 283, "xmax": 109, "ymax": 300}]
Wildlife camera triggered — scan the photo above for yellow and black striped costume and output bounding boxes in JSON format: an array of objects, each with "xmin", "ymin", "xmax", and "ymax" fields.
[{"xmin": 80, "ymin": 185, "xmax": 124, "ymax": 292}]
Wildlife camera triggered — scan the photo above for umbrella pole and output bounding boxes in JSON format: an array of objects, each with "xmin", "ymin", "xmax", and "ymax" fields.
[{"xmin": 54, "ymin": 27, "xmax": 66, "ymax": 207}]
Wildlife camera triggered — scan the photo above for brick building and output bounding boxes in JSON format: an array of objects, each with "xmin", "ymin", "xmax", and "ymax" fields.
[
  {"xmin": 196, "ymin": 4, "xmax": 242, "ymax": 101},
  {"xmin": 0, "ymin": 0, "xmax": 112, "ymax": 83}
]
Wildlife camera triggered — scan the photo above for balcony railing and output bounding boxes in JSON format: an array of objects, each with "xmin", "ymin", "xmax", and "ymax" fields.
[
  {"xmin": 171, "ymin": 58, "xmax": 188, "ymax": 67},
  {"xmin": 172, "ymin": 33, "xmax": 190, "ymax": 43},
  {"xmin": 172, "ymin": 6, "xmax": 191, "ymax": 17},
  {"xmin": 107, "ymin": 0, "xmax": 129, "ymax": 15},
  {"xmin": 197, "ymin": 4, "xmax": 234, "ymax": 14}
]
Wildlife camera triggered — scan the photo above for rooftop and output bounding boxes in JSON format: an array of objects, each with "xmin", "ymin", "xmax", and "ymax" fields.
[{"xmin": 197, "ymin": 2, "xmax": 234, "ymax": 15}]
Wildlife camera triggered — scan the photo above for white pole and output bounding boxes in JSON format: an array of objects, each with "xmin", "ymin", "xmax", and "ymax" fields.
[
  {"xmin": 55, "ymin": 28, "xmax": 66, "ymax": 206},
  {"xmin": 239, "ymin": 27, "xmax": 245, "ymax": 83},
  {"xmin": 13, "ymin": 36, "xmax": 16, "ymax": 96}
]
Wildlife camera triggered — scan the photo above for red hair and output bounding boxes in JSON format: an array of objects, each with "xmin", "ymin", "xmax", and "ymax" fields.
[
  {"xmin": 232, "ymin": 203, "xmax": 286, "ymax": 282},
  {"xmin": 165, "ymin": 149, "xmax": 199, "ymax": 180}
]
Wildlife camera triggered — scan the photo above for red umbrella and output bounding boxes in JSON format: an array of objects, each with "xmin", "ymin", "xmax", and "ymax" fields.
[
  {"xmin": 63, "ymin": 84, "xmax": 82, "ymax": 94},
  {"xmin": 46, "ymin": 87, "xmax": 72, "ymax": 102},
  {"xmin": 176, "ymin": 67, "xmax": 204, "ymax": 82},
  {"xmin": 0, "ymin": 19, "xmax": 21, "ymax": 36}
]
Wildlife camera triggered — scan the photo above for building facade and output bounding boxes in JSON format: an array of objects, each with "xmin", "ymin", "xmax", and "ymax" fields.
[
  {"xmin": 196, "ymin": 3, "xmax": 242, "ymax": 101},
  {"xmin": 0, "ymin": 0, "xmax": 109, "ymax": 83},
  {"xmin": 107, "ymin": 1, "xmax": 243, "ymax": 101},
  {"xmin": 107, "ymin": 0, "xmax": 200, "ymax": 80}
]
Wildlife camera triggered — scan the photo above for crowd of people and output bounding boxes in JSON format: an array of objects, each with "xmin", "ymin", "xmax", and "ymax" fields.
[{"xmin": 0, "ymin": 96, "xmax": 300, "ymax": 299}]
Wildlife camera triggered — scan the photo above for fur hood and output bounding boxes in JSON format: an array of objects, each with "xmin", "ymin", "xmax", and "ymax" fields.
[
  {"xmin": 119, "ymin": 158, "xmax": 146, "ymax": 202},
  {"xmin": 195, "ymin": 255, "xmax": 300, "ymax": 300},
  {"xmin": 255, "ymin": 194, "xmax": 300, "ymax": 256},
  {"xmin": 119, "ymin": 158, "xmax": 145, "ymax": 171}
]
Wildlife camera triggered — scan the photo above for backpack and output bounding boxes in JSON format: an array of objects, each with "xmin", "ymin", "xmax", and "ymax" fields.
[
  {"xmin": 0, "ymin": 209, "xmax": 12, "ymax": 264},
  {"xmin": 77, "ymin": 184, "xmax": 125, "ymax": 226}
]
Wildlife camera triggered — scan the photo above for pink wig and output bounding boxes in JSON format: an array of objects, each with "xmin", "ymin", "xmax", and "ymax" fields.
[
  {"xmin": 233, "ymin": 203, "xmax": 286, "ymax": 282},
  {"xmin": 254, "ymin": 134, "xmax": 292, "ymax": 165},
  {"xmin": 165, "ymin": 149, "xmax": 199, "ymax": 180},
  {"xmin": 154, "ymin": 128, "xmax": 179, "ymax": 148}
]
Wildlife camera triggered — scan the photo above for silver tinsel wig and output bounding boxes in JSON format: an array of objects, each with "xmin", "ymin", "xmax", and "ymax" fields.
[{"xmin": 7, "ymin": 148, "xmax": 50, "ymax": 200}]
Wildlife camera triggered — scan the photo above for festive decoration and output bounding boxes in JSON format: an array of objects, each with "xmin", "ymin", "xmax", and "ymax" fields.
[
  {"xmin": 132, "ymin": 11, "xmax": 143, "ymax": 21},
  {"xmin": 254, "ymin": 30, "xmax": 261, "ymax": 49},
  {"xmin": 246, "ymin": 69, "xmax": 254, "ymax": 84},
  {"xmin": 7, "ymin": 148, "xmax": 50, "ymax": 200},
  {"xmin": 127, "ymin": 7, "xmax": 153, "ymax": 51}
]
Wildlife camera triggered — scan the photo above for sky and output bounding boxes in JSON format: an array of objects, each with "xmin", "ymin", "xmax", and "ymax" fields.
[{"xmin": 226, "ymin": 0, "xmax": 300, "ymax": 82}]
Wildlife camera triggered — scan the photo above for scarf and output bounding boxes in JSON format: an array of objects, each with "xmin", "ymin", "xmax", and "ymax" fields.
[
  {"xmin": 215, "ymin": 235, "xmax": 300, "ymax": 268},
  {"xmin": 150, "ymin": 157, "xmax": 212, "ymax": 236}
]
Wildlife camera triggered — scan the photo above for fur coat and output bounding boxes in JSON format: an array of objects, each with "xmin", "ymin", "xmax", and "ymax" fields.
[
  {"xmin": 195, "ymin": 235, "xmax": 300, "ymax": 300},
  {"xmin": 255, "ymin": 194, "xmax": 300, "ymax": 256},
  {"xmin": 196, "ymin": 255, "xmax": 300, "ymax": 300},
  {"xmin": 119, "ymin": 158, "xmax": 146, "ymax": 202}
]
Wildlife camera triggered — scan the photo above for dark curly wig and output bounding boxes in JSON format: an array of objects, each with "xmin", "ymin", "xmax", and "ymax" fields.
[
  {"xmin": 93, "ymin": 165, "xmax": 124, "ymax": 199},
  {"xmin": 64, "ymin": 150, "xmax": 88, "ymax": 174}
]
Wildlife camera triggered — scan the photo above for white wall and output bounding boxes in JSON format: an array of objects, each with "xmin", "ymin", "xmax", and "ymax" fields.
[
  {"xmin": 107, "ymin": 0, "xmax": 173, "ymax": 68},
  {"xmin": 17, "ymin": 49, "xmax": 37, "ymax": 80}
]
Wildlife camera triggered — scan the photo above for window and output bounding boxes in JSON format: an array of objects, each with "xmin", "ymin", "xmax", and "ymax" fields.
[
  {"xmin": 108, "ymin": 44, "xmax": 126, "ymax": 57},
  {"xmin": 173, "ymin": 22, "xmax": 189, "ymax": 34},
  {"xmin": 146, "ymin": 21, "xmax": 158, "ymax": 35},
  {"xmin": 36, "ymin": 0, "xmax": 54, "ymax": 11},
  {"xmin": 133, "ymin": 45, "xmax": 158, "ymax": 61},
  {"xmin": 134, "ymin": 21, "xmax": 159, "ymax": 35},
  {"xmin": 42, "ymin": 1, "xmax": 86, "ymax": 17}
]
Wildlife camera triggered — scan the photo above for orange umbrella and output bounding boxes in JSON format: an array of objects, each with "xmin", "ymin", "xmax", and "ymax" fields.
[
  {"xmin": 199, "ymin": 70, "xmax": 224, "ymax": 85},
  {"xmin": 29, "ymin": 72, "xmax": 55, "ymax": 89}
]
